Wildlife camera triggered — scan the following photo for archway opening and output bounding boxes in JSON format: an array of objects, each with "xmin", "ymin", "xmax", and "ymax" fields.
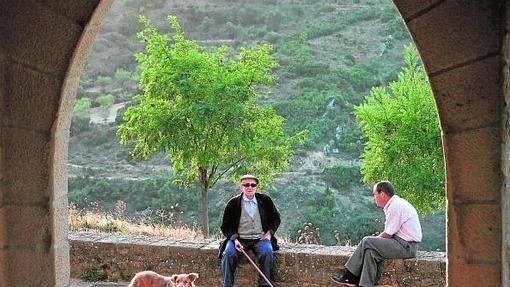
[{"xmin": 67, "ymin": 0, "xmax": 445, "ymax": 254}]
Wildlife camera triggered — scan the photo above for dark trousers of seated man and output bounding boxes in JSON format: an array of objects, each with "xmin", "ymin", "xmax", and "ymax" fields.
[
  {"xmin": 346, "ymin": 235, "xmax": 418, "ymax": 287},
  {"xmin": 221, "ymin": 238, "xmax": 274, "ymax": 287}
]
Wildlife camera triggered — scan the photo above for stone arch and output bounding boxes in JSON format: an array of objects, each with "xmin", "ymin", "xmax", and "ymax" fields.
[
  {"xmin": 391, "ymin": 1, "xmax": 504, "ymax": 285},
  {"xmin": 0, "ymin": 0, "xmax": 506, "ymax": 286}
]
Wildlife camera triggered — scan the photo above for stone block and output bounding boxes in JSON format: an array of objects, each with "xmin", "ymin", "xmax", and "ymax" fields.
[
  {"xmin": 4, "ymin": 62, "xmax": 60, "ymax": 131},
  {"xmin": 1, "ymin": 127, "xmax": 51, "ymax": 205},
  {"xmin": 443, "ymin": 127, "xmax": 501, "ymax": 203},
  {"xmin": 52, "ymin": 193, "xmax": 70, "ymax": 248},
  {"xmin": 430, "ymin": 55, "xmax": 501, "ymax": 133},
  {"xmin": 66, "ymin": 23, "xmax": 103, "ymax": 79},
  {"xmin": 448, "ymin": 262, "xmax": 500, "ymax": 286},
  {"xmin": 0, "ymin": 0, "xmax": 83, "ymax": 75},
  {"xmin": 448, "ymin": 204, "xmax": 501, "ymax": 262},
  {"xmin": 392, "ymin": 0, "xmax": 442, "ymax": 20},
  {"xmin": 406, "ymin": 0, "xmax": 502, "ymax": 74},
  {"xmin": 0, "ymin": 206, "xmax": 51, "ymax": 248},
  {"xmin": 39, "ymin": 0, "xmax": 103, "ymax": 24},
  {"xmin": 0, "ymin": 52, "xmax": 5, "ymax": 117},
  {"xmin": 0, "ymin": 249, "xmax": 55, "ymax": 286}
]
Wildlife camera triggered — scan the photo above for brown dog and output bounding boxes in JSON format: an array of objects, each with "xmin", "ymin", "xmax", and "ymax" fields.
[{"xmin": 128, "ymin": 270, "xmax": 199, "ymax": 287}]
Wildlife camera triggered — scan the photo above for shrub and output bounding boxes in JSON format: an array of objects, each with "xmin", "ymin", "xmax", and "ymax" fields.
[
  {"xmin": 79, "ymin": 268, "xmax": 108, "ymax": 281},
  {"xmin": 289, "ymin": 186, "xmax": 383, "ymax": 245},
  {"xmin": 323, "ymin": 164, "xmax": 361, "ymax": 189},
  {"xmin": 114, "ymin": 68, "xmax": 134, "ymax": 83},
  {"xmin": 73, "ymin": 97, "xmax": 92, "ymax": 119},
  {"xmin": 95, "ymin": 75, "xmax": 113, "ymax": 86},
  {"xmin": 96, "ymin": 94, "xmax": 115, "ymax": 108},
  {"xmin": 70, "ymin": 117, "xmax": 91, "ymax": 136}
]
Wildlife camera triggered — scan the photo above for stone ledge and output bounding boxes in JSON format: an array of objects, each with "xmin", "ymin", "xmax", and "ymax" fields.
[{"xmin": 69, "ymin": 231, "xmax": 446, "ymax": 286}]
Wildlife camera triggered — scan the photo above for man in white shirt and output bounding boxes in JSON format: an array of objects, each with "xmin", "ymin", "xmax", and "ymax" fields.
[{"xmin": 330, "ymin": 181, "xmax": 422, "ymax": 287}]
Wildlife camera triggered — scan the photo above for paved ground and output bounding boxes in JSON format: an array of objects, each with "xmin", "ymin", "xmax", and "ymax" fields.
[{"xmin": 70, "ymin": 279, "xmax": 128, "ymax": 287}]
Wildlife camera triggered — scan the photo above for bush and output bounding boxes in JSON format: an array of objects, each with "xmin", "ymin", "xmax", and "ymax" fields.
[
  {"xmin": 73, "ymin": 97, "xmax": 92, "ymax": 119},
  {"xmin": 95, "ymin": 75, "xmax": 113, "ymax": 86},
  {"xmin": 70, "ymin": 117, "xmax": 91, "ymax": 136},
  {"xmin": 263, "ymin": 31, "xmax": 282, "ymax": 43},
  {"xmin": 79, "ymin": 268, "xmax": 108, "ymax": 281},
  {"xmin": 289, "ymin": 187, "xmax": 383, "ymax": 245},
  {"xmin": 323, "ymin": 165, "xmax": 361, "ymax": 189},
  {"xmin": 114, "ymin": 68, "xmax": 134, "ymax": 83},
  {"xmin": 96, "ymin": 94, "xmax": 115, "ymax": 108},
  {"xmin": 68, "ymin": 173, "xmax": 201, "ymax": 224}
]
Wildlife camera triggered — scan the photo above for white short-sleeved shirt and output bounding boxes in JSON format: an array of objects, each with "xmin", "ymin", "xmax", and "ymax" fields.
[{"xmin": 383, "ymin": 195, "xmax": 422, "ymax": 242}]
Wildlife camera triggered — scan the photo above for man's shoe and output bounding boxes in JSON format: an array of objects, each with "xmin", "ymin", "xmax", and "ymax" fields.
[{"xmin": 330, "ymin": 270, "xmax": 359, "ymax": 286}]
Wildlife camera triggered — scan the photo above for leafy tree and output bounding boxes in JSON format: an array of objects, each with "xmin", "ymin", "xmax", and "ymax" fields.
[
  {"xmin": 354, "ymin": 44, "xmax": 444, "ymax": 213},
  {"xmin": 71, "ymin": 97, "xmax": 92, "ymax": 135},
  {"xmin": 117, "ymin": 15, "xmax": 307, "ymax": 236},
  {"xmin": 73, "ymin": 97, "xmax": 92, "ymax": 119},
  {"xmin": 96, "ymin": 94, "xmax": 115, "ymax": 108}
]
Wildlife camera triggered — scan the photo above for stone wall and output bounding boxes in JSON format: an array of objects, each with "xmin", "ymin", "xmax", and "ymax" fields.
[
  {"xmin": 502, "ymin": 1, "xmax": 510, "ymax": 283},
  {"xmin": 69, "ymin": 232, "xmax": 446, "ymax": 286}
]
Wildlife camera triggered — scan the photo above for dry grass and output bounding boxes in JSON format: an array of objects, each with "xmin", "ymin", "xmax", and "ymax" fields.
[{"xmin": 69, "ymin": 201, "xmax": 204, "ymax": 239}]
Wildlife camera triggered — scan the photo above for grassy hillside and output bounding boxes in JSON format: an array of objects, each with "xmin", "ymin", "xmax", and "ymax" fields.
[{"xmin": 69, "ymin": 0, "xmax": 445, "ymax": 251}]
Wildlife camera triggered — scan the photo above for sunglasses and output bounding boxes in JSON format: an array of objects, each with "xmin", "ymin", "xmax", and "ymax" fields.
[{"xmin": 242, "ymin": 183, "xmax": 257, "ymax": 188}]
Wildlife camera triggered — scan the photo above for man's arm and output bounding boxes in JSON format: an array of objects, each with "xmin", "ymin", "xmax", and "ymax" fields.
[
  {"xmin": 378, "ymin": 232, "xmax": 392, "ymax": 239},
  {"xmin": 220, "ymin": 198, "xmax": 238, "ymax": 238}
]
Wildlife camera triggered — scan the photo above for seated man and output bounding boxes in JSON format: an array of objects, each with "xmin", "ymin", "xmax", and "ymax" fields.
[
  {"xmin": 331, "ymin": 181, "xmax": 422, "ymax": 287},
  {"xmin": 218, "ymin": 174, "xmax": 281, "ymax": 287}
]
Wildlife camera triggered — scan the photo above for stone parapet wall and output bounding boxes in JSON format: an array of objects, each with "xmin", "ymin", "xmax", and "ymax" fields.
[{"xmin": 69, "ymin": 232, "xmax": 446, "ymax": 286}]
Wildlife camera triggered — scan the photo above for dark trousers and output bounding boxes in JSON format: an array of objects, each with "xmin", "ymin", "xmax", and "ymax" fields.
[{"xmin": 221, "ymin": 238, "xmax": 274, "ymax": 287}]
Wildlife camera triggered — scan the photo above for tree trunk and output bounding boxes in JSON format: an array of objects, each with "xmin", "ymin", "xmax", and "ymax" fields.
[{"xmin": 199, "ymin": 170, "xmax": 209, "ymax": 237}]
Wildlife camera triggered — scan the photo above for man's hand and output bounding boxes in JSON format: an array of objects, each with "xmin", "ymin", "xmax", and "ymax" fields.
[
  {"xmin": 234, "ymin": 239, "xmax": 244, "ymax": 251},
  {"xmin": 378, "ymin": 232, "xmax": 392, "ymax": 239},
  {"xmin": 261, "ymin": 231, "xmax": 272, "ymax": 241}
]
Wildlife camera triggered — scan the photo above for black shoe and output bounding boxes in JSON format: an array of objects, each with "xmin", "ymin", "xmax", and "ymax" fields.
[{"xmin": 330, "ymin": 270, "xmax": 359, "ymax": 286}]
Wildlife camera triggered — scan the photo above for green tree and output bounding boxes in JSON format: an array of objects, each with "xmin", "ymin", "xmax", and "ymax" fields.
[
  {"xmin": 73, "ymin": 97, "xmax": 92, "ymax": 119},
  {"xmin": 117, "ymin": 15, "xmax": 307, "ymax": 237},
  {"xmin": 95, "ymin": 94, "xmax": 115, "ymax": 108},
  {"xmin": 71, "ymin": 97, "xmax": 92, "ymax": 135},
  {"xmin": 354, "ymin": 44, "xmax": 444, "ymax": 213}
]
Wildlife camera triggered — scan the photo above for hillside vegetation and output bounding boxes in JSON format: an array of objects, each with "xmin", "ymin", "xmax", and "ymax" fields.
[{"xmin": 69, "ymin": 0, "xmax": 445, "ymax": 251}]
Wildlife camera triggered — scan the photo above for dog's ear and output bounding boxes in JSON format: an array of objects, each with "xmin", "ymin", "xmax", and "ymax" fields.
[
  {"xmin": 187, "ymin": 273, "xmax": 199, "ymax": 282},
  {"xmin": 170, "ymin": 274, "xmax": 178, "ymax": 283}
]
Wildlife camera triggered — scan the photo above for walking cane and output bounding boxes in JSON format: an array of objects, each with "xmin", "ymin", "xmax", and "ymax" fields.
[{"xmin": 240, "ymin": 249, "xmax": 275, "ymax": 287}]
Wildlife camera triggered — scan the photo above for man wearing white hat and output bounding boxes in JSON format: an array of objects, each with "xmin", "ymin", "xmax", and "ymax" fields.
[{"xmin": 219, "ymin": 174, "xmax": 281, "ymax": 287}]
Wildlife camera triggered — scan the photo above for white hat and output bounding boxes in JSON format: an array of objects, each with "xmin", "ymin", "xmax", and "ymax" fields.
[{"xmin": 240, "ymin": 174, "xmax": 259, "ymax": 184}]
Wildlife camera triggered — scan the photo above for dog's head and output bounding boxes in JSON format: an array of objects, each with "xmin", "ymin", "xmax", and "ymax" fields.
[{"xmin": 169, "ymin": 273, "xmax": 199, "ymax": 287}]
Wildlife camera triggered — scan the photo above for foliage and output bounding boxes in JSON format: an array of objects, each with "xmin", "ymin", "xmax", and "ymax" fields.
[
  {"xmin": 323, "ymin": 164, "xmax": 361, "ymax": 189},
  {"xmin": 68, "ymin": 201, "xmax": 201, "ymax": 239},
  {"xmin": 71, "ymin": 97, "xmax": 92, "ymax": 135},
  {"xmin": 69, "ymin": 172, "xmax": 197, "ymax": 217},
  {"xmin": 420, "ymin": 210, "xmax": 446, "ymax": 251},
  {"xmin": 73, "ymin": 97, "xmax": 92, "ymax": 119},
  {"xmin": 95, "ymin": 94, "xmax": 115, "ymax": 108},
  {"xmin": 289, "ymin": 186, "xmax": 383, "ymax": 245},
  {"xmin": 95, "ymin": 75, "xmax": 113, "ymax": 87},
  {"xmin": 79, "ymin": 268, "xmax": 108, "ymax": 281},
  {"xmin": 117, "ymin": 15, "xmax": 307, "ymax": 236},
  {"xmin": 114, "ymin": 68, "xmax": 136, "ymax": 83},
  {"xmin": 354, "ymin": 45, "xmax": 444, "ymax": 213}
]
